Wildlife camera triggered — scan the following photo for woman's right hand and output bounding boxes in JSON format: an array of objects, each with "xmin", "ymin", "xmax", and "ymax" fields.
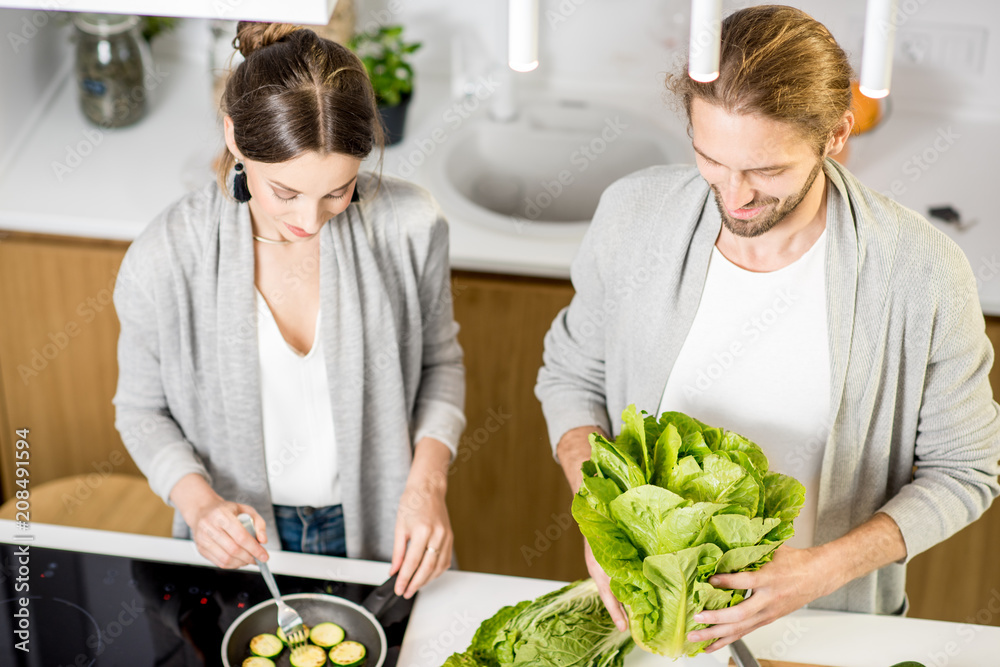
[{"xmin": 169, "ymin": 473, "xmax": 269, "ymax": 569}]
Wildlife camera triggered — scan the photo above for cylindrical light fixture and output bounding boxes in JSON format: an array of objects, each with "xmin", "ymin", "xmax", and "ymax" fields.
[
  {"xmin": 509, "ymin": 0, "xmax": 539, "ymax": 73},
  {"xmin": 859, "ymin": 0, "xmax": 898, "ymax": 98},
  {"xmin": 688, "ymin": 0, "xmax": 722, "ymax": 83}
]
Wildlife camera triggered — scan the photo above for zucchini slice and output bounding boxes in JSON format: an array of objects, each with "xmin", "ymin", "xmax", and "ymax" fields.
[
  {"xmin": 277, "ymin": 624, "xmax": 310, "ymax": 645},
  {"xmin": 328, "ymin": 640, "xmax": 366, "ymax": 667},
  {"xmin": 249, "ymin": 634, "xmax": 284, "ymax": 659},
  {"xmin": 309, "ymin": 622, "xmax": 346, "ymax": 648},
  {"xmin": 243, "ymin": 658, "xmax": 276, "ymax": 667},
  {"xmin": 289, "ymin": 644, "xmax": 328, "ymax": 667}
]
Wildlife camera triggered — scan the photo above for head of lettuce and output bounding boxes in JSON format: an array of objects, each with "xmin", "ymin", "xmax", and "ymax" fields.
[{"xmin": 572, "ymin": 405, "xmax": 806, "ymax": 658}]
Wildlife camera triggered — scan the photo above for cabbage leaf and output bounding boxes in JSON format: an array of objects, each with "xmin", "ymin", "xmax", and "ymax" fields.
[
  {"xmin": 440, "ymin": 579, "xmax": 634, "ymax": 667},
  {"xmin": 572, "ymin": 406, "xmax": 806, "ymax": 658}
]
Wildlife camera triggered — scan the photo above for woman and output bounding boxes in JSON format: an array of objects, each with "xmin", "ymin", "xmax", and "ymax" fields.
[{"xmin": 112, "ymin": 22, "xmax": 465, "ymax": 599}]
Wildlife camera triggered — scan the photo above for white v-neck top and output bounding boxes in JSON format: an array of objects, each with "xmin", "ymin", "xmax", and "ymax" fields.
[
  {"xmin": 256, "ymin": 289, "xmax": 340, "ymax": 507},
  {"xmin": 658, "ymin": 232, "xmax": 829, "ymax": 549}
]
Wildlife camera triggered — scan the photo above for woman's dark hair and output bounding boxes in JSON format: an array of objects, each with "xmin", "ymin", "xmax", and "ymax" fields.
[
  {"xmin": 666, "ymin": 5, "xmax": 853, "ymax": 154},
  {"xmin": 216, "ymin": 22, "xmax": 384, "ymax": 197}
]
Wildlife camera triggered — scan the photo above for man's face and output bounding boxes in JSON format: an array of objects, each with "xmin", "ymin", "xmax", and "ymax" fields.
[{"xmin": 690, "ymin": 98, "xmax": 825, "ymax": 238}]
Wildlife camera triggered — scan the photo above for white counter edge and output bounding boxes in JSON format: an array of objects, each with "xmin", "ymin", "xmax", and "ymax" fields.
[{"xmin": 0, "ymin": 519, "xmax": 392, "ymax": 585}]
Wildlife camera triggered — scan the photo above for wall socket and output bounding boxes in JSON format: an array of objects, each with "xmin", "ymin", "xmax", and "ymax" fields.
[
  {"xmin": 896, "ymin": 22, "xmax": 988, "ymax": 72},
  {"xmin": 848, "ymin": 17, "xmax": 989, "ymax": 75}
]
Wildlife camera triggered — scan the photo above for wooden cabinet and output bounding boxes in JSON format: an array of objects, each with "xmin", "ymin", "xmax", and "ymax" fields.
[
  {"xmin": 0, "ymin": 232, "xmax": 138, "ymax": 503},
  {"xmin": 446, "ymin": 270, "xmax": 587, "ymax": 582},
  {"xmin": 0, "ymin": 230, "xmax": 997, "ymax": 626},
  {"xmin": 905, "ymin": 318, "xmax": 1000, "ymax": 625}
]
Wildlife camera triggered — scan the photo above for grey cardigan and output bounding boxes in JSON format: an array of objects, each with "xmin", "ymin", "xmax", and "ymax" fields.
[
  {"xmin": 536, "ymin": 160, "xmax": 1000, "ymax": 614},
  {"xmin": 113, "ymin": 173, "xmax": 466, "ymax": 562}
]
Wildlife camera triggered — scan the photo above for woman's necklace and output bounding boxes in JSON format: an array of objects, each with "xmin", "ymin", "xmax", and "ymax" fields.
[{"xmin": 252, "ymin": 234, "xmax": 293, "ymax": 245}]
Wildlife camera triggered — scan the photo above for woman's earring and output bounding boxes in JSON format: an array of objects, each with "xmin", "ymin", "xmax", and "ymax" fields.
[{"xmin": 233, "ymin": 161, "xmax": 251, "ymax": 203}]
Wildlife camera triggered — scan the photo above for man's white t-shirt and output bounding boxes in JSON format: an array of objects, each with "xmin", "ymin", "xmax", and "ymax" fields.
[
  {"xmin": 257, "ymin": 289, "xmax": 341, "ymax": 507},
  {"xmin": 658, "ymin": 232, "xmax": 829, "ymax": 549}
]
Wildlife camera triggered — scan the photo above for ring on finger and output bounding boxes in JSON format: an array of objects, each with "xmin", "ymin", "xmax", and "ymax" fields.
[{"xmin": 425, "ymin": 545, "xmax": 440, "ymax": 555}]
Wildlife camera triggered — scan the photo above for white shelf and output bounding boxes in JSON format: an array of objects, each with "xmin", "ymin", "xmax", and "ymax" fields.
[{"xmin": 0, "ymin": 0, "xmax": 338, "ymax": 24}]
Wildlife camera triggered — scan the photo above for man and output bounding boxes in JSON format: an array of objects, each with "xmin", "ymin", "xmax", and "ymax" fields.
[{"xmin": 535, "ymin": 4, "xmax": 1000, "ymax": 653}]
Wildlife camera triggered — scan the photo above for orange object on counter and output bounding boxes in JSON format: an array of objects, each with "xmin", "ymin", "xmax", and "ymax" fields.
[
  {"xmin": 850, "ymin": 80, "xmax": 883, "ymax": 135},
  {"xmin": 832, "ymin": 81, "xmax": 885, "ymax": 166}
]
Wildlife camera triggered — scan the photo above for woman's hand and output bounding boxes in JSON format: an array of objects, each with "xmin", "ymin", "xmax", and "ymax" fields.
[
  {"xmin": 170, "ymin": 473, "xmax": 269, "ymax": 569},
  {"xmin": 390, "ymin": 438, "xmax": 454, "ymax": 599}
]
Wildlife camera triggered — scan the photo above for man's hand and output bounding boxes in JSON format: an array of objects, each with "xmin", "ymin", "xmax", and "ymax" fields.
[
  {"xmin": 686, "ymin": 546, "xmax": 826, "ymax": 652},
  {"xmin": 689, "ymin": 512, "xmax": 907, "ymax": 652},
  {"xmin": 556, "ymin": 424, "xmax": 605, "ymax": 494},
  {"xmin": 556, "ymin": 425, "xmax": 630, "ymax": 629},
  {"xmin": 585, "ymin": 539, "xmax": 628, "ymax": 631}
]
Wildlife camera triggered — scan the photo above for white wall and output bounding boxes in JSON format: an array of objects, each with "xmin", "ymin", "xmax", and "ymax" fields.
[
  {"xmin": 1, "ymin": 0, "xmax": 994, "ymax": 164},
  {"xmin": 355, "ymin": 0, "xmax": 1000, "ymax": 114},
  {"xmin": 0, "ymin": 8, "xmax": 71, "ymax": 173},
  {"xmin": 796, "ymin": 0, "xmax": 1000, "ymax": 114}
]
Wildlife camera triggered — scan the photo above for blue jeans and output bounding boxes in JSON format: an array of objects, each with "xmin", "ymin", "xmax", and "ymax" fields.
[{"xmin": 273, "ymin": 504, "xmax": 347, "ymax": 557}]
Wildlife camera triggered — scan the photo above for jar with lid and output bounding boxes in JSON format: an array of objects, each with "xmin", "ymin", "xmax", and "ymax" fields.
[{"xmin": 73, "ymin": 13, "xmax": 151, "ymax": 128}]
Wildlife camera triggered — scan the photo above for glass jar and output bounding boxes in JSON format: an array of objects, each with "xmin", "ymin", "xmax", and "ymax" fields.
[{"xmin": 73, "ymin": 13, "xmax": 150, "ymax": 128}]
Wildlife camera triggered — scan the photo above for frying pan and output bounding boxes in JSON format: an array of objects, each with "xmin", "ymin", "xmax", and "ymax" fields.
[{"xmin": 221, "ymin": 575, "xmax": 401, "ymax": 667}]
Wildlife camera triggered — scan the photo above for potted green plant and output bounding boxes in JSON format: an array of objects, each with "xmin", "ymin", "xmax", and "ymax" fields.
[
  {"xmin": 349, "ymin": 25, "xmax": 422, "ymax": 145},
  {"xmin": 139, "ymin": 16, "xmax": 180, "ymax": 43}
]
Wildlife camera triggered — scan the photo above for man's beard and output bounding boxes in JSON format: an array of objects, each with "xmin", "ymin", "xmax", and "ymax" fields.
[{"xmin": 712, "ymin": 160, "xmax": 824, "ymax": 239}]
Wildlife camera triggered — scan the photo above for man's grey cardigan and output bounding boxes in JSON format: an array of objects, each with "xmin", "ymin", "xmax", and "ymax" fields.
[
  {"xmin": 536, "ymin": 160, "xmax": 1000, "ymax": 614},
  {"xmin": 113, "ymin": 174, "xmax": 466, "ymax": 562}
]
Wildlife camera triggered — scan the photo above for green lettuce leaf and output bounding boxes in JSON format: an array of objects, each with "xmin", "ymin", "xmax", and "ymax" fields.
[
  {"xmin": 696, "ymin": 514, "xmax": 781, "ymax": 551},
  {"xmin": 714, "ymin": 542, "xmax": 781, "ymax": 574},
  {"xmin": 763, "ymin": 471, "xmax": 807, "ymax": 522},
  {"xmin": 590, "ymin": 432, "xmax": 645, "ymax": 492},
  {"xmin": 578, "ymin": 475, "xmax": 625, "ymax": 519},
  {"xmin": 658, "ymin": 411, "xmax": 703, "ymax": 439},
  {"xmin": 648, "ymin": 423, "xmax": 681, "ymax": 488},
  {"xmin": 682, "ymin": 454, "xmax": 760, "ymax": 515},
  {"xmin": 639, "ymin": 543, "xmax": 723, "ymax": 656},
  {"xmin": 608, "ymin": 485, "xmax": 687, "ymax": 557},
  {"xmin": 717, "ymin": 431, "xmax": 769, "ymax": 476},
  {"xmin": 655, "ymin": 502, "xmax": 728, "ymax": 553},
  {"xmin": 440, "ymin": 580, "xmax": 634, "ymax": 667},
  {"xmin": 574, "ymin": 406, "xmax": 807, "ymax": 659},
  {"xmin": 618, "ymin": 405, "xmax": 651, "ymax": 479}
]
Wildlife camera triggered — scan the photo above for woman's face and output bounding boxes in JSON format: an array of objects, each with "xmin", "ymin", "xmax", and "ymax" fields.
[{"xmin": 224, "ymin": 116, "xmax": 362, "ymax": 243}]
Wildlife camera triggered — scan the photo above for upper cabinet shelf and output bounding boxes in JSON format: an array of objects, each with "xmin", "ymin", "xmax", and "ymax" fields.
[{"xmin": 1, "ymin": 0, "xmax": 338, "ymax": 24}]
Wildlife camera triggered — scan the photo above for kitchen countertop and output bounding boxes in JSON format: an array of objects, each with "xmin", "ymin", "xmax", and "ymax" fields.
[
  {"xmin": 3, "ymin": 520, "xmax": 999, "ymax": 667},
  {"xmin": 2, "ymin": 32, "xmax": 999, "ymax": 311}
]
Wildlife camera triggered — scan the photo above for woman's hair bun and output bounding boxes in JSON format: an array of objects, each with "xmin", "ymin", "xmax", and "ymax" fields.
[{"xmin": 234, "ymin": 21, "xmax": 302, "ymax": 58}]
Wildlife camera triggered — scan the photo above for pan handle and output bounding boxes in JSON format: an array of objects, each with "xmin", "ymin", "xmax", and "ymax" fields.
[{"xmin": 362, "ymin": 573, "xmax": 403, "ymax": 620}]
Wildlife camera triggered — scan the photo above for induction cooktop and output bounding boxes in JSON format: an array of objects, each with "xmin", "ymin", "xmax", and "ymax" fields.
[{"xmin": 0, "ymin": 544, "xmax": 413, "ymax": 667}]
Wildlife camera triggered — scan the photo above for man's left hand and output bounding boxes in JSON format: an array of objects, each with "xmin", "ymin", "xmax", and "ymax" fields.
[
  {"xmin": 686, "ymin": 546, "xmax": 834, "ymax": 653},
  {"xmin": 687, "ymin": 512, "xmax": 906, "ymax": 652}
]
